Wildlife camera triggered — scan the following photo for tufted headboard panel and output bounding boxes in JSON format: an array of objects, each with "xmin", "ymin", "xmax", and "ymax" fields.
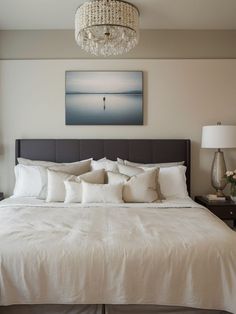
[{"xmin": 15, "ymin": 139, "xmax": 191, "ymax": 194}]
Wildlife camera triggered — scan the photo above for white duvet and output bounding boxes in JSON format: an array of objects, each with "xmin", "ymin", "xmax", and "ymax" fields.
[{"xmin": 0, "ymin": 197, "xmax": 236, "ymax": 313}]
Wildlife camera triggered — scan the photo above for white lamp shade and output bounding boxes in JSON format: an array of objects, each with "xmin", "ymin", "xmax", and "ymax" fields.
[{"xmin": 201, "ymin": 125, "xmax": 236, "ymax": 149}]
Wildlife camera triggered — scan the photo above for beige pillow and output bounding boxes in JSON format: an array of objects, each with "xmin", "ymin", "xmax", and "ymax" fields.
[
  {"xmin": 38, "ymin": 159, "xmax": 91, "ymax": 199},
  {"xmin": 123, "ymin": 169, "xmax": 158, "ymax": 203},
  {"xmin": 91, "ymin": 158, "xmax": 118, "ymax": 172},
  {"xmin": 108, "ymin": 169, "xmax": 160, "ymax": 203},
  {"xmin": 50, "ymin": 159, "xmax": 91, "ymax": 176},
  {"xmin": 117, "ymin": 158, "xmax": 184, "ymax": 168},
  {"xmin": 81, "ymin": 181, "xmax": 123, "ymax": 204},
  {"xmin": 117, "ymin": 163, "xmax": 163, "ymax": 200},
  {"xmin": 18, "ymin": 157, "xmax": 59, "ymax": 167},
  {"xmin": 117, "ymin": 164, "xmax": 143, "ymax": 177},
  {"xmin": 18, "ymin": 157, "xmax": 92, "ymax": 170},
  {"xmin": 64, "ymin": 169, "xmax": 105, "ymax": 203},
  {"xmin": 107, "ymin": 171, "xmax": 129, "ymax": 185}
]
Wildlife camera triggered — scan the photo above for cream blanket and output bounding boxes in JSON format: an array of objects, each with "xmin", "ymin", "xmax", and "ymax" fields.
[{"xmin": 0, "ymin": 197, "xmax": 236, "ymax": 313}]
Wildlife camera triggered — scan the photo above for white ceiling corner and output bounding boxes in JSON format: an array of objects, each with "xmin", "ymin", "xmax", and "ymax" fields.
[{"xmin": 0, "ymin": 0, "xmax": 236, "ymax": 30}]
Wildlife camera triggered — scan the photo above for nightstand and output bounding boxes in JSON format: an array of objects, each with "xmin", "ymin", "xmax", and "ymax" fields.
[
  {"xmin": 0, "ymin": 192, "xmax": 4, "ymax": 201},
  {"xmin": 195, "ymin": 196, "xmax": 236, "ymax": 227}
]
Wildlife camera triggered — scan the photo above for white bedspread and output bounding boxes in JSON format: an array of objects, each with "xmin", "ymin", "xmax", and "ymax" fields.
[{"xmin": 0, "ymin": 197, "xmax": 236, "ymax": 313}]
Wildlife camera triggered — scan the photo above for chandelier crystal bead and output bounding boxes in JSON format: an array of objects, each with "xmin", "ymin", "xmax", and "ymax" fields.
[{"xmin": 75, "ymin": 0, "xmax": 140, "ymax": 56}]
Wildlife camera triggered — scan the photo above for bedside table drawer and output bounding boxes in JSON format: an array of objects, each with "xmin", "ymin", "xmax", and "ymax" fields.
[{"xmin": 210, "ymin": 206, "xmax": 236, "ymax": 219}]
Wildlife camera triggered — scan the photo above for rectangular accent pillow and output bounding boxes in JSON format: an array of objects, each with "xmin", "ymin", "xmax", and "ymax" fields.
[
  {"xmin": 81, "ymin": 181, "xmax": 123, "ymax": 203},
  {"xmin": 64, "ymin": 169, "xmax": 105, "ymax": 203},
  {"xmin": 13, "ymin": 164, "xmax": 47, "ymax": 197},
  {"xmin": 108, "ymin": 169, "xmax": 159, "ymax": 203}
]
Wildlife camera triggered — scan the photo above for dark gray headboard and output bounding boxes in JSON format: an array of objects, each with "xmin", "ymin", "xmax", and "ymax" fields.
[{"xmin": 15, "ymin": 139, "xmax": 191, "ymax": 193}]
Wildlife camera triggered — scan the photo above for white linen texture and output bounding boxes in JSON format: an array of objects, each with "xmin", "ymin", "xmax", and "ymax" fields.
[
  {"xmin": 0, "ymin": 197, "xmax": 236, "ymax": 314},
  {"xmin": 81, "ymin": 181, "xmax": 123, "ymax": 203},
  {"xmin": 64, "ymin": 169, "xmax": 106, "ymax": 203}
]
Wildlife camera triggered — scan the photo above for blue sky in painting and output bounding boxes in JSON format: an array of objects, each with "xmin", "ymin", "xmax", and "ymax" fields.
[{"xmin": 65, "ymin": 71, "xmax": 143, "ymax": 94}]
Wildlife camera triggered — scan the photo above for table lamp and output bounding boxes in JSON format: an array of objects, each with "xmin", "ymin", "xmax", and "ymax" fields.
[{"xmin": 201, "ymin": 122, "xmax": 236, "ymax": 197}]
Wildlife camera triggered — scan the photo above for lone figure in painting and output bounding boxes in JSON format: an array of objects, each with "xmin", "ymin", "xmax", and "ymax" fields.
[{"xmin": 103, "ymin": 96, "xmax": 106, "ymax": 110}]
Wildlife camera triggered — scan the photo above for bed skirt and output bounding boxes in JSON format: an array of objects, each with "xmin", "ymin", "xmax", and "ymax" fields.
[
  {"xmin": 0, "ymin": 305, "xmax": 230, "ymax": 314},
  {"xmin": 0, "ymin": 304, "xmax": 103, "ymax": 314}
]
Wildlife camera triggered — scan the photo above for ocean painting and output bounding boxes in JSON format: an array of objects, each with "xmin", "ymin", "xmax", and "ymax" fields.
[{"xmin": 65, "ymin": 71, "xmax": 143, "ymax": 125}]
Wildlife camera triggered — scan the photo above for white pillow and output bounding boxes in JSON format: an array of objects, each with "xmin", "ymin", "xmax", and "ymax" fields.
[
  {"xmin": 64, "ymin": 169, "xmax": 105, "ymax": 203},
  {"xmin": 13, "ymin": 164, "xmax": 47, "ymax": 197},
  {"xmin": 108, "ymin": 169, "xmax": 159, "ymax": 203},
  {"xmin": 159, "ymin": 165, "xmax": 188, "ymax": 199},
  {"xmin": 118, "ymin": 158, "xmax": 184, "ymax": 168},
  {"xmin": 91, "ymin": 158, "xmax": 118, "ymax": 172},
  {"xmin": 46, "ymin": 170, "xmax": 74, "ymax": 202},
  {"xmin": 82, "ymin": 182, "xmax": 123, "ymax": 203}
]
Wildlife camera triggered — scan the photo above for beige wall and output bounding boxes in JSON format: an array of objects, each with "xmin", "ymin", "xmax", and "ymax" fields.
[
  {"xmin": 0, "ymin": 59, "xmax": 236, "ymax": 197},
  {"xmin": 1, "ymin": 30, "xmax": 236, "ymax": 59}
]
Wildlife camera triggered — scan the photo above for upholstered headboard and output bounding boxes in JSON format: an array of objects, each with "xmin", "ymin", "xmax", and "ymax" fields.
[{"xmin": 15, "ymin": 139, "xmax": 191, "ymax": 193}]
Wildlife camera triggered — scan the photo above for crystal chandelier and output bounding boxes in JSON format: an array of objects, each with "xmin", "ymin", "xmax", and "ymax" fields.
[{"xmin": 75, "ymin": 0, "xmax": 140, "ymax": 56}]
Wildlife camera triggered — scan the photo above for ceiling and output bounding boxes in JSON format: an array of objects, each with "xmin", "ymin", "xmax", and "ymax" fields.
[{"xmin": 0, "ymin": 0, "xmax": 236, "ymax": 30}]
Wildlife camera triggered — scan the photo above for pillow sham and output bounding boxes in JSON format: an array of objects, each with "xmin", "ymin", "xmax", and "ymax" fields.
[
  {"xmin": 117, "ymin": 163, "xmax": 143, "ymax": 177},
  {"xmin": 17, "ymin": 157, "xmax": 59, "ymax": 167},
  {"xmin": 17, "ymin": 157, "xmax": 92, "ymax": 169},
  {"xmin": 81, "ymin": 181, "xmax": 123, "ymax": 204},
  {"xmin": 106, "ymin": 171, "xmax": 129, "ymax": 185},
  {"xmin": 64, "ymin": 169, "xmax": 106, "ymax": 203},
  {"xmin": 46, "ymin": 170, "xmax": 74, "ymax": 202},
  {"xmin": 159, "ymin": 165, "xmax": 188, "ymax": 199},
  {"xmin": 117, "ymin": 163, "xmax": 163, "ymax": 200},
  {"xmin": 117, "ymin": 158, "xmax": 184, "ymax": 168},
  {"xmin": 49, "ymin": 159, "xmax": 91, "ymax": 176},
  {"xmin": 108, "ymin": 169, "xmax": 159, "ymax": 203},
  {"xmin": 13, "ymin": 164, "xmax": 47, "ymax": 197},
  {"xmin": 91, "ymin": 158, "xmax": 118, "ymax": 172},
  {"xmin": 118, "ymin": 163, "xmax": 188, "ymax": 199},
  {"xmin": 38, "ymin": 159, "xmax": 91, "ymax": 199}
]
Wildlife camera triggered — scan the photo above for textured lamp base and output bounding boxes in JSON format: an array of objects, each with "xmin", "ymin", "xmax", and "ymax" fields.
[
  {"xmin": 216, "ymin": 189, "xmax": 226, "ymax": 197},
  {"xmin": 211, "ymin": 149, "xmax": 227, "ymax": 197}
]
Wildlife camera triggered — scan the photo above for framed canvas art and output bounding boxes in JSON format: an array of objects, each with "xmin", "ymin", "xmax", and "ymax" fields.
[{"xmin": 65, "ymin": 71, "xmax": 143, "ymax": 125}]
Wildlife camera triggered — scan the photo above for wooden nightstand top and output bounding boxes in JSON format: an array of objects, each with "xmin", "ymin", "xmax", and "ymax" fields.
[
  {"xmin": 195, "ymin": 196, "xmax": 236, "ymax": 207},
  {"xmin": 0, "ymin": 192, "xmax": 4, "ymax": 201},
  {"xmin": 195, "ymin": 195, "xmax": 236, "ymax": 221}
]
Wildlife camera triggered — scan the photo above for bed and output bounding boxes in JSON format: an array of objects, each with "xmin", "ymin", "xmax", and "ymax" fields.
[{"xmin": 0, "ymin": 139, "xmax": 235, "ymax": 314}]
